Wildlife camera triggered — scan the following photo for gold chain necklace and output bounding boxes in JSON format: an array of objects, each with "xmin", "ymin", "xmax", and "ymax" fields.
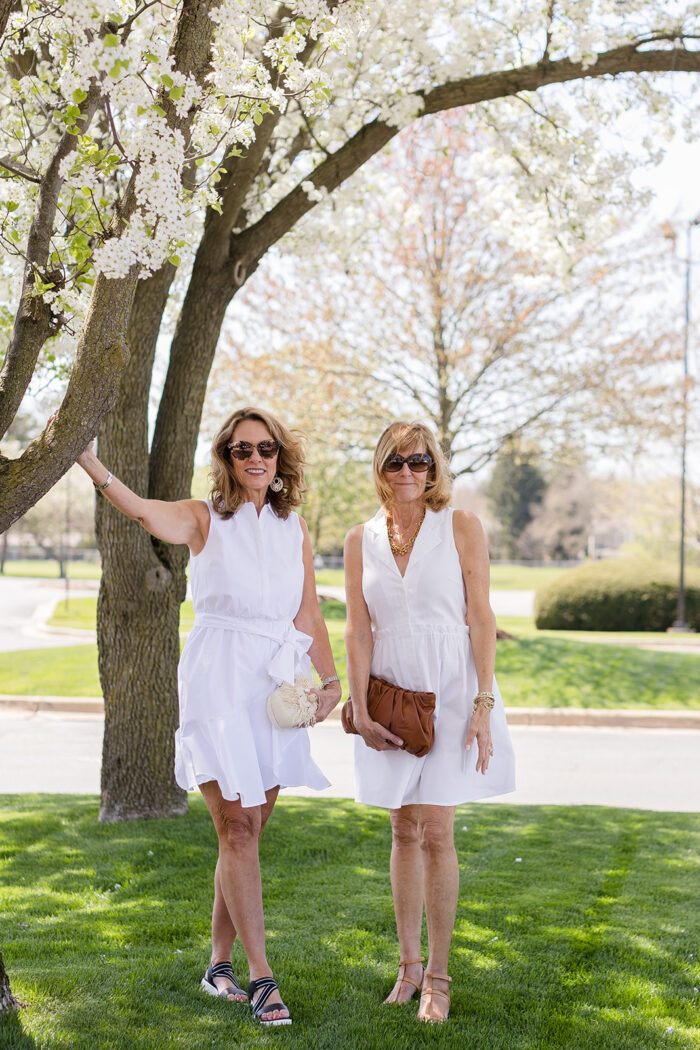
[{"xmin": 387, "ymin": 509, "xmax": 425, "ymax": 556}]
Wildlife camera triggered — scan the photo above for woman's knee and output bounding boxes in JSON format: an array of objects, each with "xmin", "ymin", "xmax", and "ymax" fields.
[
  {"xmin": 390, "ymin": 808, "xmax": 420, "ymax": 848},
  {"xmin": 419, "ymin": 816, "xmax": 453, "ymax": 857},
  {"xmin": 217, "ymin": 805, "xmax": 260, "ymax": 852}
]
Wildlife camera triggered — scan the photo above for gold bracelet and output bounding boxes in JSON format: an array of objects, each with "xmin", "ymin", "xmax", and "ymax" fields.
[{"xmin": 473, "ymin": 691, "xmax": 495, "ymax": 713}]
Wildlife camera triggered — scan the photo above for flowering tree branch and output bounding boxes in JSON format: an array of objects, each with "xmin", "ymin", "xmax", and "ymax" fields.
[
  {"xmin": 0, "ymin": 0, "xmax": 222, "ymax": 529},
  {"xmin": 233, "ymin": 40, "xmax": 700, "ymax": 273},
  {"xmin": 0, "ymin": 83, "xmax": 102, "ymax": 439}
]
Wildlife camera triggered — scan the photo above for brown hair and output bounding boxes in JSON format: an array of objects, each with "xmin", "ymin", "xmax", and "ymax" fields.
[
  {"xmin": 209, "ymin": 407, "xmax": 306, "ymax": 519},
  {"xmin": 373, "ymin": 421, "xmax": 452, "ymax": 511}
]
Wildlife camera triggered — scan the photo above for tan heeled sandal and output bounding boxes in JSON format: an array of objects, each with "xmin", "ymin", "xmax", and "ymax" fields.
[
  {"xmin": 383, "ymin": 957, "xmax": 424, "ymax": 1004},
  {"xmin": 417, "ymin": 972, "xmax": 452, "ymax": 1023}
]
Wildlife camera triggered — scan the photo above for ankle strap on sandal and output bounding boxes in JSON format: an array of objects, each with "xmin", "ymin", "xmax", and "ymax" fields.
[{"xmin": 398, "ymin": 958, "xmax": 424, "ymax": 966}]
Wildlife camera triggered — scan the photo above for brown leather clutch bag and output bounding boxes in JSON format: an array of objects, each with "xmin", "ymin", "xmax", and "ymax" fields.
[{"xmin": 341, "ymin": 674, "xmax": 436, "ymax": 757}]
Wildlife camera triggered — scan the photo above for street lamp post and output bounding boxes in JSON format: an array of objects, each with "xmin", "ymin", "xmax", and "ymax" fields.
[{"xmin": 669, "ymin": 213, "xmax": 699, "ymax": 633}]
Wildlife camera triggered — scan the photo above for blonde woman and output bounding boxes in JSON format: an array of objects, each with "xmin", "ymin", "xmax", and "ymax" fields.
[
  {"xmin": 344, "ymin": 421, "xmax": 515, "ymax": 1023},
  {"xmin": 77, "ymin": 406, "xmax": 341, "ymax": 1027}
]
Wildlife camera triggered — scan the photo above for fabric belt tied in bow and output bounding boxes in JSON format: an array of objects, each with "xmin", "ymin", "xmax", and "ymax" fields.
[{"xmin": 193, "ymin": 613, "xmax": 312, "ymax": 685}]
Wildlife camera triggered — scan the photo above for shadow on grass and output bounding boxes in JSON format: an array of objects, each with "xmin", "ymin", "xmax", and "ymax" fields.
[
  {"xmin": 0, "ymin": 1010, "xmax": 39, "ymax": 1050},
  {"xmin": 0, "ymin": 796, "xmax": 698, "ymax": 1049}
]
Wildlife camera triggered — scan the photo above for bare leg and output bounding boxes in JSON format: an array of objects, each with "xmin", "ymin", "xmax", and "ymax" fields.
[
  {"xmin": 417, "ymin": 805, "xmax": 458, "ymax": 1022},
  {"xmin": 384, "ymin": 805, "xmax": 424, "ymax": 1003},
  {"xmin": 209, "ymin": 862, "xmax": 245, "ymax": 1000},
  {"xmin": 200, "ymin": 781, "xmax": 288, "ymax": 1022},
  {"xmin": 208, "ymin": 789, "xmax": 279, "ymax": 1000}
]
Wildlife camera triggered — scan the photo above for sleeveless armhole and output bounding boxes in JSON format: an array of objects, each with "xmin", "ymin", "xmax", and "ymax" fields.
[{"xmin": 189, "ymin": 499, "xmax": 215, "ymax": 560}]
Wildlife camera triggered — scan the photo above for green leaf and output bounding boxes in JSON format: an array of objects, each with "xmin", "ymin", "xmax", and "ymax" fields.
[
  {"xmin": 160, "ymin": 73, "xmax": 173, "ymax": 88},
  {"xmin": 152, "ymin": 105, "xmax": 167, "ymax": 118},
  {"xmin": 168, "ymin": 254, "xmax": 181, "ymax": 267},
  {"xmin": 169, "ymin": 85, "xmax": 184, "ymax": 101},
  {"xmin": 253, "ymin": 110, "xmax": 263, "ymax": 126},
  {"xmin": 72, "ymin": 88, "xmax": 88, "ymax": 104},
  {"xmin": 103, "ymin": 33, "xmax": 120, "ymax": 47}
]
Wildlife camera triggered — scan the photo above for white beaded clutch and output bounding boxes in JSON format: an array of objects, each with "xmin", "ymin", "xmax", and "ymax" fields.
[{"xmin": 266, "ymin": 675, "xmax": 319, "ymax": 729}]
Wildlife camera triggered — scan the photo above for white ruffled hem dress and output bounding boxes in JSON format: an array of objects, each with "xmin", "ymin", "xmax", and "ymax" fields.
[
  {"xmin": 353, "ymin": 507, "xmax": 515, "ymax": 809},
  {"xmin": 174, "ymin": 500, "xmax": 330, "ymax": 808}
]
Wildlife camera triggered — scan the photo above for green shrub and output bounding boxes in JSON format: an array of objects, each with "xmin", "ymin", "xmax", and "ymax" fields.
[{"xmin": 534, "ymin": 559, "xmax": 700, "ymax": 631}]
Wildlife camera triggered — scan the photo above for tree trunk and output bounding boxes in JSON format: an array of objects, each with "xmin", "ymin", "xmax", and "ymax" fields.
[
  {"xmin": 0, "ymin": 949, "xmax": 18, "ymax": 1016},
  {"xmin": 96, "ymin": 262, "xmax": 233, "ymax": 820},
  {"xmin": 96, "ymin": 268, "xmax": 188, "ymax": 822}
]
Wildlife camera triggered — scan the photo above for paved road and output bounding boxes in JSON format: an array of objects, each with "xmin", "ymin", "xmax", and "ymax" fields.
[
  {"xmin": 1, "ymin": 710, "xmax": 697, "ymax": 811},
  {"xmin": 0, "ymin": 576, "xmax": 98, "ymax": 651}
]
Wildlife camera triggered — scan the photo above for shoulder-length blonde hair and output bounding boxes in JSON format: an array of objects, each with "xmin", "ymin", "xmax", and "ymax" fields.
[
  {"xmin": 209, "ymin": 407, "xmax": 306, "ymax": 520},
  {"xmin": 373, "ymin": 421, "xmax": 452, "ymax": 511}
]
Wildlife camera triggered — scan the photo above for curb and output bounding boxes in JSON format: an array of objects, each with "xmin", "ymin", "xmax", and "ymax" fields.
[{"xmin": 2, "ymin": 694, "xmax": 699, "ymax": 729}]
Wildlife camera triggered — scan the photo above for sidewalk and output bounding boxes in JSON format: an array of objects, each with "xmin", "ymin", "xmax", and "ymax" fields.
[{"xmin": 1, "ymin": 692, "xmax": 699, "ymax": 729}]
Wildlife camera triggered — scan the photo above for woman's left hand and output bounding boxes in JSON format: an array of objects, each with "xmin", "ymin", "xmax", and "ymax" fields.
[
  {"xmin": 310, "ymin": 681, "xmax": 342, "ymax": 725},
  {"xmin": 466, "ymin": 704, "xmax": 493, "ymax": 774}
]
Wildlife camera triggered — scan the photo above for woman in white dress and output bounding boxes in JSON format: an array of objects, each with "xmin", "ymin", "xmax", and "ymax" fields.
[
  {"xmin": 344, "ymin": 421, "xmax": 515, "ymax": 1023},
  {"xmin": 77, "ymin": 406, "xmax": 341, "ymax": 1027}
]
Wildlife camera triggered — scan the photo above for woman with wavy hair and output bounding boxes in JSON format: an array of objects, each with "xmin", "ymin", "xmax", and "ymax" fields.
[
  {"xmin": 76, "ymin": 406, "xmax": 341, "ymax": 1026},
  {"xmin": 344, "ymin": 421, "xmax": 515, "ymax": 1023}
]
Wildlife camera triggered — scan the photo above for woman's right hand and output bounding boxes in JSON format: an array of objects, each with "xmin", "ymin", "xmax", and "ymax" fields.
[
  {"xmin": 356, "ymin": 715, "xmax": 404, "ymax": 752},
  {"xmin": 47, "ymin": 410, "xmax": 96, "ymax": 466},
  {"xmin": 76, "ymin": 436, "xmax": 97, "ymax": 466}
]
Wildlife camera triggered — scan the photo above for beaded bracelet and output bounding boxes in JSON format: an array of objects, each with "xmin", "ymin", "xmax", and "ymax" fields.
[{"xmin": 473, "ymin": 690, "xmax": 495, "ymax": 713}]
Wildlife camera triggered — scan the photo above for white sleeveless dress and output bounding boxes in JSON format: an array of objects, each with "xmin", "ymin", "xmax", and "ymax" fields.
[
  {"xmin": 354, "ymin": 507, "xmax": 515, "ymax": 809},
  {"xmin": 174, "ymin": 500, "xmax": 330, "ymax": 807}
]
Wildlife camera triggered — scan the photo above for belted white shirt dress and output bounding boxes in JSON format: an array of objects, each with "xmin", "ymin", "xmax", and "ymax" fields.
[
  {"xmin": 353, "ymin": 506, "xmax": 516, "ymax": 809},
  {"xmin": 174, "ymin": 500, "xmax": 330, "ymax": 807}
]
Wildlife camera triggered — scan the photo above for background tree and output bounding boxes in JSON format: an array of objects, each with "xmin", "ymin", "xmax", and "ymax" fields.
[
  {"xmin": 207, "ymin": 330, "xmax": 382, "ymax": 552},
  {"xmin": 518, "ymin": 468, "xmax": 595, "ymax": 561},
  {"xmin": 487, "ymin": 447, "xmax": 547, "ymax": 559},
  {"xmin": 2, "ymin": 3, "xmax": 700, "ymax": 818},
  {"xmin": 213, "ymin": 117, "xmax": 685, "ymax": 479}
]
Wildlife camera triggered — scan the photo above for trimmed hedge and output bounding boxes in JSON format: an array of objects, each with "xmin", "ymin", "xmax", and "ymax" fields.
[{"xmin": 534, "ymin": 559, "xmax": 700, "ymax": 631}]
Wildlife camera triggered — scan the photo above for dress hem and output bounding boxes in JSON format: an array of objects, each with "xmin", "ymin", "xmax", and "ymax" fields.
[{"xmin": 354, "ymin": 782, "xmax": 517, "ymax": 809}]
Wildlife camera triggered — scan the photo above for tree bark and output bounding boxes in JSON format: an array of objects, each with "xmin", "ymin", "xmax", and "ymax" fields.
[
  {"xmin": 0, "ymin": 265, "xmax": 137, "ymax": 533},
  {"xmin": 0, "ymin": 0, "xmax": 15, "ymax": 43},
  {"xmin": 0, "ymin": 949, "xmax": 18, "ymax": 1017},
  {"xmin": 96, "ymin": 266, "xmax": 189, "ymax": 821}
]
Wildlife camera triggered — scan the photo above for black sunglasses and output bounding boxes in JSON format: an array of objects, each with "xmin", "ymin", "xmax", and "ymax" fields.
[
  {"xmin": 228, "ymin": 440, "xmax": 281, "ymax": 460},
  {"xmin": 383, "ymin": 453, "xmax": 433, "ymax": 473}
]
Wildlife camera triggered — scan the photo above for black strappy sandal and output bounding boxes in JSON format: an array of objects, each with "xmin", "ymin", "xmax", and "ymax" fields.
[
  {"xmin": 248, "ymin": 976, "xmax": 292, "ymax": 1026},
  {"xmin": 201, "ymin": 961, "xmax": 248, "ymax": 1002}
]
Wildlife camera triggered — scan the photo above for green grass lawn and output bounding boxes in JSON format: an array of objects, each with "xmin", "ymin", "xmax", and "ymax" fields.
[
  {"xmin": 4, "ymin": 632, "xmax": 695, "ymax": 710},
  {"xmin": 315, "ymin": 565, "xmax": 570, "ymax": 591},
  {"xmin": 489, "ymin": 564, "xmax": 569, "ymax": 590},
  {"xmin": 4, "ymin": 604, "xmax": 699, "ymax": 707},
  {"xmin": 495, "ymin": 634, "xmax": 700, "ymax": 709},
  {"xmin": 315, "ymin": 568, "xmax": 345, "ymax": 587},
  {"xmin": 1, "ymin": 796, "xmax": 698, "ymax": 1050},
  {"xmin": 1, "ymin": 559, "xmax": 101, "ymax": 579}
]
